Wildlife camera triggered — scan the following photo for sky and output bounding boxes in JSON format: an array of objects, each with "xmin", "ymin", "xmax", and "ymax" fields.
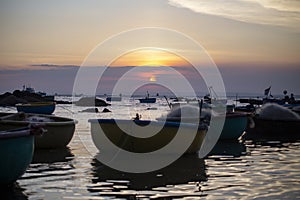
[{"xmin": 0, "ymin": 0, "xmax": 299, "ymax": 96}]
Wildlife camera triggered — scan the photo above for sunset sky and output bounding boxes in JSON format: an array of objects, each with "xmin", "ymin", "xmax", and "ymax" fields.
[{"xmin": 0, "ymin": 0, "xmax": 299, "ymax": 95}]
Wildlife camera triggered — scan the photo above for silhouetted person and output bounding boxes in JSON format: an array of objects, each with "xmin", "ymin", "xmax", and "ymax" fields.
[
  {"xmin": 134, "ymin": 113, "xmax": 141, "ymax": 120},
  {"xmin": 283, "ymin": 90, "xmax": 289, "ymax": 103},
  {"xmin": 289, "ymin": 93, "xmax": 295, "ymax": 104}
]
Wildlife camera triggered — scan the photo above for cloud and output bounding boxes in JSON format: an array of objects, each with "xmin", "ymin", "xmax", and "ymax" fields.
[
  {"xmin": 168, "ymin": 0, "xmax": 300, "ymax": 31},
  {"xmin": 30, "ymin": 64, "xmax": 80, "ymax": 70},
  {"xmin": 0, "ymin": 64, "xmax": 81, "ymax": 71}
]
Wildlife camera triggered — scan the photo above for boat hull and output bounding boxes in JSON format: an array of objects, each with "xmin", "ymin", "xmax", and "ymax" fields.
[
  {"xmin": 0, "ymin": 128, "xmax": 34, "ymax": 185},
  {"xmin": 0, "ymin": 113, "xmax": 77, "ymax": 149},
  {"xmin": 219, "ymin": 113, "xmax": 248, "ymax": 140},
  {"xmin": 89, "ymin": 119, "xmax": 207, "ymax": 154},
  {"xmin": 244, "ymin": 117, "xmax": 300, "ymax": 141},
  {"xmin": 16, "ymin": 102, "xmax": 56, "ymax": 114},
  {"xmin": 138, "ymin": 98, "xmax": 156, "ymax": 103},
  {"xmin": 158, "ymin": 113, "xmax": 248, "ymax": 140},
  {"xmin": 106, "ymin": 96, "xmax": 122, "ymax": 102}
]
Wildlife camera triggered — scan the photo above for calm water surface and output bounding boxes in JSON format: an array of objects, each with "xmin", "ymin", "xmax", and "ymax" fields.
[{"xmin": 1, "ymin": 97, "xmax": 300, "ymax": 199}]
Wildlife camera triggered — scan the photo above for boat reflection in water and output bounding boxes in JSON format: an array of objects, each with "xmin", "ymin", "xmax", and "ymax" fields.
[
  {"xmin": 1, "ymin": 148, "xmax": 74, "ymax": 199},
  {"xmin": 89, "ymin": 154, "xmax": 207, "ymax": 198},
  {"xmin": 207, "ymin": 141, "xmax": 247, "ymax": 158},
  {"xmin": 32, "ymin": 147, "xmax": 74, "ymax": 164},
  {"xmin": 19, "ymin": 147, "xmax": 75, "ymax": 192},
  {"xmin": 0, "ymin": 182, "xmax": 28, "ymax": 200}
]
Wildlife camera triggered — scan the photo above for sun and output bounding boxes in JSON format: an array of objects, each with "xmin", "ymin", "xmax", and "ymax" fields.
[{"xmin": 149, "ymin": 75, "xmax": 157, "ymax": 82}]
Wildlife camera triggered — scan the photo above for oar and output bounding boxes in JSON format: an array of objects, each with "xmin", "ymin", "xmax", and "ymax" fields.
[
  {"xmin": 164, "ymin": 96, "xmax": 171, "ymax": 109},
  {"xmin": 199, "ymin": 99, "xmax": 203, "ymax": 119}
]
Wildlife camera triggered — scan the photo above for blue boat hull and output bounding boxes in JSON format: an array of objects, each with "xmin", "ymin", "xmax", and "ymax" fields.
[
  {"xmin": 0, "ymin": 131, "xmax": 34, "ymax": 185},
  {"xmin": 106, "ymin": 96, "xmax": 122, "ymax": 102},
  {"xmin": 219, "ymin": 113, "xmax": 248, "ymax": 140},
  {"xmin": 158, "ymin": 113, "xmax": 248, "ymax": 140},
  {"xmin": 16, "ymin": 103, "xmax": 55, "ymax": 114},
  {"xmin": 138, "ymin": 98, "xmax": 156, "ymax": 103}
]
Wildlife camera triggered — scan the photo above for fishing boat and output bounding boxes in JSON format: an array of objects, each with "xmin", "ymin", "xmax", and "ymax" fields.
[
  {"xmin": 245, "ymin": 117, "xmax": 300, "ymax": 141},
  {"xmin": 157, "ymin": 105, "xmax": 249, "ymax": 140},
  {"xmin": 89, "ymin": 119, "xmax": 207, "ymax": 154},
  {"xmin": 160, "ymin": 113, "xmax": 248, "ymax": 140},
  {"xmin": 281, "ymin": 104, "xmax": 300, "ymax": 116},
  {"xmin": 244, "ymin": 103, "xmax": 300, "ymax": 141},
  {"xmin": 138, "ymin": 91, "xmax": 156, "ymax": 103},
  {"xmin": 0, "ymin": 126, "xmax": 43, "ymax": 185},
  {"xmin": 106, "ymin": 96, "xmax": 122, "ymax": 102},
  {"xmin": 138, "ymin": 97, "xmax": 156, "ymax": 103},
  {"xmin": 217, "ymin": 112, "xmax": 249, "ymax": 140},
  {"xmin": 234, "ymin": 104, "xmax": 256, "ymax": 113},
  {"xmin": 22, "ymin": 85, "xmax": 55, "ymax": 101},
  {"xmin": 16, "ymin": 102, "xmax": 56, "ymax": 114},
  {"xmin": 0, "ymin": 112, "xmax": 77, "ymax": 149}
]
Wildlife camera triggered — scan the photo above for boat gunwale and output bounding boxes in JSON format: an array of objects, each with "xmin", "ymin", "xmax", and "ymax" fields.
[
  {"xmin": 0, "ymin": 127, "xmax": 33, "ymax": 139},
  {"xmin": 225, "ymin": 112, "xmax": 251, "ymax": 118},
  {"xmin": 0, "ymin": 112, "xmax": 78, "ymax": 126},
  {"xmin": 15, "ymin": 102, "xmax": 56, "ymax": 107},
  {"xmin": 156, "ymin": 112, "xmax": 249, "ymax": 122},
  {"xmin": 88, "ymin": 118, "xmax": 208, "ymax": 130}
]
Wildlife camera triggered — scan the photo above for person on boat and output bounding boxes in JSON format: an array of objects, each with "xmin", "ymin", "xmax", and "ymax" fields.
[
  {"xmin": 283, "ymin": 90, "xmax": 290, "ymax": 103},
  {"xmin": 203, "ymin": 94, "xmax": 211, "ymax": 104},
  {"xmin": 289, "ymin": 93, "xmax": 296, "ymax": 104},
  {"xmin": 134, "ymin": 113, "xmax": 141, "ymax": 120}
]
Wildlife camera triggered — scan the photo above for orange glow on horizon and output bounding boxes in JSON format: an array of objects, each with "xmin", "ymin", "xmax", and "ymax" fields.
[{"xmin": 110, "ymin": 49, "xmax": 190, "ymax": 67}]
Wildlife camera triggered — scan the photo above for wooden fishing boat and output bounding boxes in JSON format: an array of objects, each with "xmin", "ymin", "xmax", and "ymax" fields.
[
  {"xmin": 0, "ymin": 126, "xmax": 43, "ymax": 185},
  {"xmin": 138, "ymin": 91, "xmax": 156, "ymax": 103},
  {"xmin": 157, "ymin": 112, "xmax": 249, "ymax": 140},
  {"xmin": 217, "ymin": 112, "xmax": 249, "ymax": 140},
  {"xmin": 244, "ymin": 116, "xmax": 300, "ymax": 141},
  {"xmin": 138, "ymin": 97, "xmax": 156, "ymax": 103},
  {"xmin": 106, "ymin": 96, "xmax": 122, "ymax": 102},
  {"xmin": 0, "ymin": 112, "xmax": 77, "ymax": 149},
  {"xmin": 244, "ymin": 103, "xmax": 300, "ymax": 141},
  {"xmin": 89, "ymin": 119, "xmax": 207, "ymax": 154},
  {"xmin": 16, "ymin": 102, "xmax": 56, "ymax": 114}
]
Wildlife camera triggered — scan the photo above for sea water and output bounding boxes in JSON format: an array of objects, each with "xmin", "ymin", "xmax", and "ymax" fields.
[{"xmin": 1, "ymin": 96, "xmax": 299, "ymax": 199}]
